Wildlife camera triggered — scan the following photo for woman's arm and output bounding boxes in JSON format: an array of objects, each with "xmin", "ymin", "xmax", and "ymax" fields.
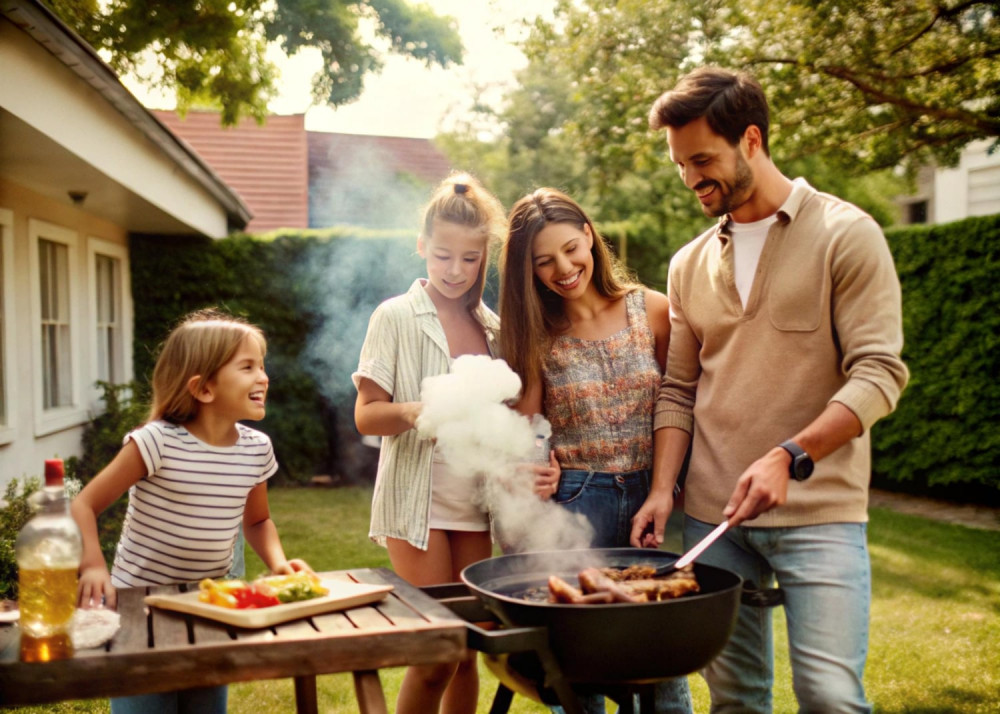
[
  {"xmin": 243, "ymin": 483, "xmax": 312, "ymax": 575},
  {"xmin": 354, "ymin": 377, "xmax": 422, "ymax": 436},
  {"xmin": 71, "ymin": 440, "xmax": 147, "ymax": 609},
  {"xmin": 644, "ymin": 288, "xmax": 672, "ymax": 372}
]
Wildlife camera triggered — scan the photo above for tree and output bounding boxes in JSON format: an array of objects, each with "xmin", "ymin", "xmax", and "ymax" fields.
[
  {"xmin": 738, "ymin": 0, "xmax": 1000, "ymax": 172},
  {"xmin": 43, "ymin": 0, "xmax": 463, "ymax": 124}
]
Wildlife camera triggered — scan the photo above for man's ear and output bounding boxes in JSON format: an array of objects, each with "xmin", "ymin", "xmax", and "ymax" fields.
[
  {"xmin": 416, "ymin": 235, "xmax": 426, "ymax": 258},
  {"xmin": 187, "ymin": 375, "xmax": 214, "ymax": 404},
  {"xmin": 742, "ymin": 125, "xmax": 763, "ymax": 158}
]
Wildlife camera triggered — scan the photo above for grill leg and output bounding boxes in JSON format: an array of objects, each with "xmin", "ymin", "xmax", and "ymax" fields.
[{"xmin": 489, "ymin": 683, "xmax": 515, "ymax": 714}]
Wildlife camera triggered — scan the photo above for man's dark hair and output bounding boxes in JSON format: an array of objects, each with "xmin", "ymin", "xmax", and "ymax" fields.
[{"xmin": 649, "ymin": 66, "xmax": 771, "ymax": 155}]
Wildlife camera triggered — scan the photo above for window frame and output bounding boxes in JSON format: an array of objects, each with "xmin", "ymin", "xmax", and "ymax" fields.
[
  {"xmin": 0, "ymin": 208, "xmax": 16, "ymax": 445},
  {"xmin": 87, "ymin": 237, "xmax": 133, "ymax": 409},
  {"xmin": 29, "ymin": 218, "xmax": 86, "ymax": 436}
]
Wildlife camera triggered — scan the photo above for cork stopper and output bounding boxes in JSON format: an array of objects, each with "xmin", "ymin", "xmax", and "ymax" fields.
[{"xmin": 44, "ymin": 459, "xmax": 65, "ymax": 487}]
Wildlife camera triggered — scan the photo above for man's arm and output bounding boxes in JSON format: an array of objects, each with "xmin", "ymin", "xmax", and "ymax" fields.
[{"xmin": 630, "ymin": 426, "xmax": 691, "ymax": 546}]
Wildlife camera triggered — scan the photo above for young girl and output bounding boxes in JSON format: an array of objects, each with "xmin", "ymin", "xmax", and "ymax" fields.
[
  {"xmin": 72, "ymin": 308, "xmax": 313, "ymax": 714},
  {"xmin": 499, "ymin": 188, "xmax": 692, "ymax": 713},
  {"xmin": 353, "ymin": 172, "xmax": 533, "ymax": 714}
]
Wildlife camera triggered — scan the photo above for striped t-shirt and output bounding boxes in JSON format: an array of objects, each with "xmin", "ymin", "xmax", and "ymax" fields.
[{"xmin": 110, "ymin": 420, "xmax": 278, "ymax": 588}]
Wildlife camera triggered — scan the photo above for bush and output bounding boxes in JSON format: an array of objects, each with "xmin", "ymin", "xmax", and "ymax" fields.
[
  {"xmin": 873, "ymin": 214, "xmax": 1000, "ymax": 501},
  {"xmin": 0, "ymin": 476, "xmax": 83, "ymax": 599}
]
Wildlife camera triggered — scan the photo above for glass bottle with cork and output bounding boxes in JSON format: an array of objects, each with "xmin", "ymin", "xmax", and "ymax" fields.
[{"xmin": 15, "ymin": 458, "xmax": 83, "ymax": 662}]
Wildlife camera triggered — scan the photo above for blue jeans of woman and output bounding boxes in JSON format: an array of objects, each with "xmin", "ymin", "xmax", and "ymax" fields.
[
  {"xmin": 684, "ymin": 516, "xmax": 872, "ymax": 713},
  {"xmin": 551, "ymin": 469, "xmax": 692, "ymax": 714}
]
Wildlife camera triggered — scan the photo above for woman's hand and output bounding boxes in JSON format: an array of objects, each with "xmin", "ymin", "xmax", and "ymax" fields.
[
  {"xmin": 532, "ymin": 451, "xmax": 561, "ymax": 501},
  {"xmin": 78, "ymin": 564, "xmax": 116, "ymax": 610}
]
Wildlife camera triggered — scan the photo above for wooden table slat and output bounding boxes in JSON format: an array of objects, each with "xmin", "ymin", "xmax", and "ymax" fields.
[{"xmin": 107, "ymin": 587, "xmax": 149, "ymax": 654}]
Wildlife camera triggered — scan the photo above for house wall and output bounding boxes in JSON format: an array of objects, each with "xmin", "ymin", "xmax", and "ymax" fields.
[
  {"xmin": 896, "ymin": 140, "xmax": 1000, "ymax": 226},
  {"xmin": 0, "ymin": 178, "xmax": 133, "ymax": 486}
]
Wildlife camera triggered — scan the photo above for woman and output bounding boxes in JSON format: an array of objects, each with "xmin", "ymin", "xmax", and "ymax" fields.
[{"xmin": 499, "ymin": 188, "xmax": 691, "ymax": 713}]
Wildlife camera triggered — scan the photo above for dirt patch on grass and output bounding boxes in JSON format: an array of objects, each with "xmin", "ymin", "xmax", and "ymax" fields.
[{"xmin": 869, "ymin": 489, "xmax": 1000, "ymax": 531}]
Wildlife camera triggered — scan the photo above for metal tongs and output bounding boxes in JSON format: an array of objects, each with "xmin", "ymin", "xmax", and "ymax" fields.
[{"xmin": 650, "ymin": 520, "xmax": 730, "ymax": 577}]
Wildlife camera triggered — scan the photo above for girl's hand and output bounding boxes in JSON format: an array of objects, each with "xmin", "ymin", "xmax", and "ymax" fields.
[
  {"xmin": 78, "ymin": 564, "xmax": 116, "ymax": 610},
  {"xmin": 271, "ymin": 558, "xmax": 315, "ymax": 576},
  {"xmin": 532, "ymin": 452, "xmax": 561, "ymax": 501}
]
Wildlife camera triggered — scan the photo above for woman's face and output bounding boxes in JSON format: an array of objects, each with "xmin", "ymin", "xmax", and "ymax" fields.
[
  {"xmin": 419, "ymin": 218, "xmax": 487, "ymax": 302},
  {"xmin": 531, "ymin": 222, "xmax": 594, "ymax": 300}
]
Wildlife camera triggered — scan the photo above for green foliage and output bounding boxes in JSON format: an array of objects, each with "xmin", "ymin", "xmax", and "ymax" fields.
[
  {"xmin": 873, "ymin": 214, "xmax": 1000, "ymax": 498},
  {"xmin": 43, "ymin": 0, "xmax": 463, "ymax": 124},
  {"xmin": 129, "ymin": 228, "xmax": 426, "ymax": 484},
  {"xmin": 0, "ymin": 478, "xmax": 39, "ymax": 599}
]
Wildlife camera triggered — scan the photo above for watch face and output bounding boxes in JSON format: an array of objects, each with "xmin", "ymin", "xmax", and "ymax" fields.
[{"xmin": 794, "ymin": 455, "xmax": 814, "ymax": 480}]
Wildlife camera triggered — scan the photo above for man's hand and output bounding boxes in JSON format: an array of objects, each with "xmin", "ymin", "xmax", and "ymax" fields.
[
  {"xmin": 723, "ymin": 447, "xmax": 791, "ymax": 525},
  {"xmin": 629, "ymin": 489, "xmax": 676, "ymax": 548}
]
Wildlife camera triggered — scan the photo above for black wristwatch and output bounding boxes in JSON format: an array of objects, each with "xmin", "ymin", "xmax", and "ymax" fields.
[{"xmin": 779, "ymin": 440, "xmax": 814, "ymax": 481}]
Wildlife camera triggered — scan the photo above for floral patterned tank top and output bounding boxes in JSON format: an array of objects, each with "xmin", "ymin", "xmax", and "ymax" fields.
[{"xmin": 543, "ymin": 289, "xmax": 660, "ymax": 473}]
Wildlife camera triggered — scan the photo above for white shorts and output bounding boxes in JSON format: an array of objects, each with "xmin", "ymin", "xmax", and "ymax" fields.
[{"xmin": 428, "ymin": 460, "xmax": 489, "ymax": 532}]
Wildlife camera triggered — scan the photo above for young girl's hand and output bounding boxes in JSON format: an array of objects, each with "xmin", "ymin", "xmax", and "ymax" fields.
[
  {"xmin": 78, "ymin": 564, "xmax": 117, "ymax": 610},
  {"xmin": 271, "ymin": 558, "xmax": 316, "ymax": 576},
  {"xmin": 532, "ymin": 452, "xmax": 561, "ymax": 501}
]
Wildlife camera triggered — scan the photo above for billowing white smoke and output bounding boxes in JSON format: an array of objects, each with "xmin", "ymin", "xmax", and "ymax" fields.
[{"xmin": 416, "ymin": 355, "xmax": 593, "ymax": 553}]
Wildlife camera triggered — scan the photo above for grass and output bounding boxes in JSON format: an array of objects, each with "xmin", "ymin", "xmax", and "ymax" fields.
[{"xmin": 9, "ymin": 486, "xmax": 1000, "ymax": 713}]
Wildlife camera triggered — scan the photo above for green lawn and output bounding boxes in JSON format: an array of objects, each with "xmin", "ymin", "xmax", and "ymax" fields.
[{"xmin": 10, "ymin": 486, "xmax": 1000, "ymax": 713}]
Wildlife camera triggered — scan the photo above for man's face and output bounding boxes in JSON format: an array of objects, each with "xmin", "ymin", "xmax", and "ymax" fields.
[{"xmin": 666, "ymin": 117, "xmax": 754, "ymax": 218}]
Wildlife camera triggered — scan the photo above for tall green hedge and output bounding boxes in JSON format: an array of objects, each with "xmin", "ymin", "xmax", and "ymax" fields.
[{"xmin": 873, "ymin": 215, "xmax": 1000, "ymax": 502}]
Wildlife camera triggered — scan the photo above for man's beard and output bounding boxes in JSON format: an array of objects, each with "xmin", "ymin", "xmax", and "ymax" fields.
[{"xmin": 700, "ymin": 154, "xmax": 754, "ymax": 218}]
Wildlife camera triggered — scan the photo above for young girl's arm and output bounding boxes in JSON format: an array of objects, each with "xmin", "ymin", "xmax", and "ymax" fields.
[
  {"xmin": 354, "ymin": 377, "xmax": 422, "ymax": 436},
  {"xmin": 242, "ymin": 483, "xmax": 313, "ymax": 576},
  {"xmin": 70, "ymin": 440, "xmax": 148, "ymax": 610}
]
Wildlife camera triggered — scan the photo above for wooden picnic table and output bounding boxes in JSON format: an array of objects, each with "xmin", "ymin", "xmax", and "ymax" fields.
[{"xmin": 0, "ymin": 568, "xmax": 467, "ymax": 713}]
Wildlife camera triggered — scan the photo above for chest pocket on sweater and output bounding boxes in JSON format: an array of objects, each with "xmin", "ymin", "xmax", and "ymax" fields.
[{"xmin": 766, "ymin": 250, "xmax": 827, "ymax": 332}]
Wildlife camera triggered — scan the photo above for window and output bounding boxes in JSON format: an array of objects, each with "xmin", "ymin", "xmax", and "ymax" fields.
[
  {"xmin": 907, "ymin": 200, "xmax": 928, "ymax": 225},
  {"xmin": 95, "ymin": 254, "xmax": 120, "ymax": 382},
  {"xmin": 0, "ymin": 208, "xmax": 14, "ymax": 444},
  {"xmin": 30, "ymin": 219, "xmax": 84, "ymax": 435},
  {"xmin": 39, "ymin": 238, "xmax": 73, "ymax": 408},
  {"xmin": 88, "ymin": 238, "xmax": 132, "ymax": 403}
]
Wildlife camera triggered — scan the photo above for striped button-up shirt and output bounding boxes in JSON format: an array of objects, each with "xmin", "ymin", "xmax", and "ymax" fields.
[{"xmin": 352, "ymin": 279, "xmax": 500, "ymax": 550}]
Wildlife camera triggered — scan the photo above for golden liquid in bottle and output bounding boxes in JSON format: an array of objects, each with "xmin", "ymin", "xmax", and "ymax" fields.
[{"xmin": 18, "ymin": 566, "xmax": 77, "ymax": 662}]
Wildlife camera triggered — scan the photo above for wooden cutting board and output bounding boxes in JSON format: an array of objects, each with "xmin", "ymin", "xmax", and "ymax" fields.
[{"xmin": 144, "ymin": 579, "xmax": 393, "ymax": 628}]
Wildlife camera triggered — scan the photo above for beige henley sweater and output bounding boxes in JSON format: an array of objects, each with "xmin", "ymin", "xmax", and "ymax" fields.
[{"xmin": 655, "ymin": 179, "xmax": 909, "ymax": 527}]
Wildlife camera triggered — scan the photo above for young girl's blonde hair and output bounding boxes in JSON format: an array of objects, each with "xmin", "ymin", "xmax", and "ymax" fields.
[
  {"xmin": 149, "ymin": 308, "xmax": 267, "ymax": 424},
  {"xmin": 420, "ymin": 171, "xmax": 505, "ymax": 312}
]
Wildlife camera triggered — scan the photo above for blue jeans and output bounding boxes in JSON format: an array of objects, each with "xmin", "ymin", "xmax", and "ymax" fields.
[
  {"xmin": 554, "ymin": 469, "xmax": 653, "ymax": 548},
  {"xmin": 684, "ymin": 516, "xmax": 872, "ymax": 714},
  {"xmin": 111, "ymin": 686, "xmax": 227, "ymax": 714},
  {"xmin": 552, "ymin": 469, "xmax": 692, "ymax": 714}
]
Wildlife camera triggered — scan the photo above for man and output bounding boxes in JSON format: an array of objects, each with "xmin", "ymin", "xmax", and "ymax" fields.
[{"xmin": 630, "ymin": 67, "xmax": 908, "ymax": 712}]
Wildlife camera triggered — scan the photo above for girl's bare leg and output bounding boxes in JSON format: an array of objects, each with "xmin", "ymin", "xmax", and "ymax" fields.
[
  {"xmin": 439, "ymin": 530, "xmax": 492, "ymax": 714},
  {"xmin": 388, "ymin": 530, "xmax": 490, "ymax": 714}
]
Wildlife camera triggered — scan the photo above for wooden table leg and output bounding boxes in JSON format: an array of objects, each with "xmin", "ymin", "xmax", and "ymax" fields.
[
  {"xmin": 353, "ymin": 670, "xmax": 388, "ymax": 714},
  {"xmin": 293, "ymin": 674, "xmax": 318, "ymax": 714}
]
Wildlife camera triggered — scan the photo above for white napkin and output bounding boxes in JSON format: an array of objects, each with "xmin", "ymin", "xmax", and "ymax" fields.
[{"xmin": 70, "ymin": 608, "xmax": 121, "ymax": 650}]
